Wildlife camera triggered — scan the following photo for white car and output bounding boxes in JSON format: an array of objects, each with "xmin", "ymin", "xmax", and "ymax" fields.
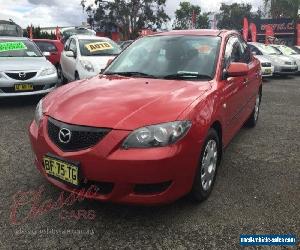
[
  {"xmin": 60, "ymin": 35, "xmax": 121, "ymax": 81},
  {"xmin": 253, "ymin": 55, "xmax": 274, "ymax": 77},
  {"xmin": 270, "ymin": 44, "xmax": 300, "ymax": 72}
]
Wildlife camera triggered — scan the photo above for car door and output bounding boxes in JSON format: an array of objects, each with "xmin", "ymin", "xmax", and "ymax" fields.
[
  {"xmin": 220, "ymin": 36, "xmax": 249, "ymax": 144},
  {"xmin": 61, "ymin": 38, "xmax": 77, "ymax": 81},
  {"xmin": 60, "ymin": 38, "xmax": 71, "ymax": 80},
  {"xmin": 238, "ymin": 38, "xmax": 261, "ymax": 114}
]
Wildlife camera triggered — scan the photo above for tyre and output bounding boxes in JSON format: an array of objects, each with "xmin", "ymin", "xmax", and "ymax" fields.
[
  {"xmin": 58, "ymin": 65, "xmax": 68, "ymax": 84},
  {"xmin": 245, "ymin": 90, "xmax": 261, "ymax": 128},
  {"xmin": 190, "ymin": 128, "xmax": 220, "ymax": 202}
]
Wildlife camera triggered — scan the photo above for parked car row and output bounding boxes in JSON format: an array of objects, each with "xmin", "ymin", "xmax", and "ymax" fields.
[{"xmin": 1, "ymin": 35, "xmax": 300, "ymax": 98}]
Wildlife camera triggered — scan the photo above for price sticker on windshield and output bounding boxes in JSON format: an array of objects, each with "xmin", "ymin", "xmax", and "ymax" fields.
[
  {"xmin": 85, "ymin": 42, "xmax": 113, "ymax": 52},
  {"xmin": 0, "ymin": 42, "xmax": 27, "ymax": 52}
]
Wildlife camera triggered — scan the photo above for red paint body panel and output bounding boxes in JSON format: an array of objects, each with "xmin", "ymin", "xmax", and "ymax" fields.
[
  {"xmin": 33, "ymin": 39, "xmax": 64, "ymax": 66},
  {"xmin": 29, "ymin": 30, "xmax": 262, "ymax": 205}
]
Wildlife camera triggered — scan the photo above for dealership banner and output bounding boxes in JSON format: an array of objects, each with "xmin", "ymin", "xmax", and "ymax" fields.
[{"xmin": 252, "ymin": 18, "xmax": 295, "ymax": 35}]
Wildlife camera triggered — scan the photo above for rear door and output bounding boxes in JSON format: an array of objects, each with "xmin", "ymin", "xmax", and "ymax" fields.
[{"xmin": 35, "ymin": 41, "xmax": 59, "ymax": 65}]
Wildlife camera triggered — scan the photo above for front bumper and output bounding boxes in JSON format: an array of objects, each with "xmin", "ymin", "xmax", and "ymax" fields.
[
  {"xmin": 0, "ymin": 73, "xmax": 58, "ymax": 97},
  {"xmin": 29, "ymin": 117, "xmax": 201, "ymax": 205},
  {"xmin": 273, "ymin": 65, "xmax": 298, "ymax": 75}
]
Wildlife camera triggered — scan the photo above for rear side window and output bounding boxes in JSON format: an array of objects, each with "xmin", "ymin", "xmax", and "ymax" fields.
[
  {"xmin": 35, "ymin": 42, "xmax": 57, "ymax": 52},
  {"xmin": 64, "ymin": 39, "xmax": 71, "ymax": 51}
]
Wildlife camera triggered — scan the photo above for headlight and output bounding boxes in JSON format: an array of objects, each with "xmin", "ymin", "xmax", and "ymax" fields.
[
  {"xmin": 122, "ymin": 121, "xmax": 192, "ymax": 149},
  {"xmin": 34, "ymin": 99, "xmax": 43, "ymax": 125},
  {"xmin": 80, "ymin": 60, "xmax": 94, "ymax": 72},
  {"xmin": 40, "ymin": 67, "xmax": 56, "ymax": 76}
]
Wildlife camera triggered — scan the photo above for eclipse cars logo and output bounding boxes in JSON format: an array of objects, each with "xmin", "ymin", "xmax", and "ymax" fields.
[{"xmin": 58, "ymin": 128, "xmax": 72, "ymax": 144}]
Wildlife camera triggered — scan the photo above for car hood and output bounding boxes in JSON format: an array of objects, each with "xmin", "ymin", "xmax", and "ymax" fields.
[
  {"xmin": 267, "ymin": 54, "xmax": 295, "ymax": 63},
  {"xmin": 43, "ymin": 76, "xmax": 211, "ymax": 130},
  {"xmin": 0, "ymin": 57, "xmax": 52, "ymax": 71},
  {"xmin": 81, "ymin": 55, "xmax": 116, "ymax": 73},
  {"xmin": 254, "ymin": 55, "xmax": 271, "ymax": 64}
]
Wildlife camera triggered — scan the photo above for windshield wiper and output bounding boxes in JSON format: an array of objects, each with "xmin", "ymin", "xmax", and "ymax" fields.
[
  {"xmin": 163, "ymin": 72, "xmax": 212, "ymax": 80},
  {"xmin": 105, "ymin": 71, "xmax": 157, "ymax": 78}
]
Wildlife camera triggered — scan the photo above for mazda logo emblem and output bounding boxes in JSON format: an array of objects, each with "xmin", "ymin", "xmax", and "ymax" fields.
[
  {"xmin": 19, "ymin": 72, "xmax": 26, "ymax": 79},
  {"xmin": 58, "ymin": 128, "xmax": 72, "ymax": 144}
]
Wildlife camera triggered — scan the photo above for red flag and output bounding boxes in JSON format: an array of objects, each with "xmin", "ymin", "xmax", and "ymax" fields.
[
  {"xmin": 249, "ymin": 23, "xmax": 257, "ymax": 42},
  {"xmin": 265, "ymin": 25, "xmax": 274, "ymax": 44},
  {"xmin": 297, "ymin": 23, "xmax": 300, "ymax": 46},
  {"xmin": 29, "ymin": 25, "xmax": 33, "ymax": 39},
  {"xmin": 243, "ymin": 17, "xmax": 249, "ymax": 41},
  {"xmin": 56, "ymin": 26, "xmax": 60, "ymax": 40}
]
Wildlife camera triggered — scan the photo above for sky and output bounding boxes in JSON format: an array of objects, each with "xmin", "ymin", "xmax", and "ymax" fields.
[{"xmin": 0, "ymin": 0, "xmax": 262, "ymax": 28}]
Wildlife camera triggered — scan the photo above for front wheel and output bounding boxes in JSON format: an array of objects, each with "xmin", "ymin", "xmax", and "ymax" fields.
[
  {"xmin": 245, "ymin": 91, "xmax": 261, "ymax": 128},
  {"xmin": 190, "ymin": 129, "xmax": 220, "ymax": 202}
]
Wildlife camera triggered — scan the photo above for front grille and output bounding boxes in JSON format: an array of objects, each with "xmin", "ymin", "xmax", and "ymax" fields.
[
  {"xmin": 261, "ymin": 62, "xmax": 271, "ymax": 67},
  {"xmin": 81, "ymin": 181, "xmax": 114, "ymax": 195},
  {"xmin": 48, "ymin": 117, "xmax": 111, "ymax": 152},
  {"xmin": 5, "ymin": 72, "xmax": 37, "ymax": 81},
  {"xmin": 133, "ymin": 181, "xmax": 172, "ymax": 195},
  {"xmin": 284, "ymin": 62, "xmax": 292, "ymax": 65}
]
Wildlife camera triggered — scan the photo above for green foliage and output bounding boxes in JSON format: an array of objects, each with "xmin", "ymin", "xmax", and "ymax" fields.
[
  {"xmin": 23, "ymin": 26, "xmax": 56, "ymax": 39},
  {"xmin": 82, "ymin": 0, "xmax": 170, "ymax": 40},
  {"xmin": 217, "ymin": 3, "xmax": 262, "ymax": 30},
  {"xmin": 264, "ymin": 0, "xmax": 300, "ymax": 19},
  {"xmin": 172, "ymin": 1, "xmax": 210, "ymax": 30}
]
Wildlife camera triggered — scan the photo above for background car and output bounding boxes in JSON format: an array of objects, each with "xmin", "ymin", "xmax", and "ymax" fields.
[
  {"xmin": 0, "ymin": 37, "xmax": 57, "ymax": 97},
  {"xmin": 33, "ymin": 39, "xmax": 64, "ymax": 78},
  {"xmin": 119, "ymin": 40, "xmax": 134, "ymax": 50},
  {"xmin": 248, "ymin": 42, "xmax": 298, "ymax": 75},
  {"xmin": 60, "ymin": 35, "xmax": 121, "ymax": 82},
  {"xmin": 250, "ymin": 52, "xmax": 274, "ymax": 77},
  {"xmin": 270, "ymin": 44, "xmax": 300, "ymax": 72},
  {"xmin": 60, "ymin": 27, "xmax": 96, "ymax": 44}
]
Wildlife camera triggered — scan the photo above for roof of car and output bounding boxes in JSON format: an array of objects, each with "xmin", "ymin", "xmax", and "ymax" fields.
[
  {"xmin": 151, "ymin": 29, "xmax": 237, "ymax": 37},
  {"xmin": 32, "ymin": 39, "xmax": 61, "ymax": 43},
  {"xmin": 70, "ymin": 35, "xmax": 111, "ymax": 40},
  {"xmin": 0, "ymin": 36, "xmax": 29, "ymax": 41}
]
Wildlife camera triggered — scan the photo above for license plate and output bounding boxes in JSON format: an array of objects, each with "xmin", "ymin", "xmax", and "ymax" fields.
[
  {"xmin": 15, "ymin": 84, "xmax": 33, "ymax": 91},
  {"xmin": 264, "ymin": 69, "xmax": 272, "ymax": 74},
  {"xmin": 43, "ymin": 155, "xmax": 80, "ymax": 186}
]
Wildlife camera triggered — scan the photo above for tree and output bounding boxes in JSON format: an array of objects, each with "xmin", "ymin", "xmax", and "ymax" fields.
[
  {"xmin": 81, "ymin": 0, "xmax": 170, "ymax": 40},
  {"xmin": 172, "ymin": 1, "xmax": 210, "ymax": 30},
  {"xmin": 216, "ymin": 3, "xmax": 262, "ymax": 30},
  {"xmin": 23, "ymin": 26, "xmax": 56, "ymax": 39},
  {"xmin": 264, "ymin": 0, "xmax": 300, "ymax": 19}
]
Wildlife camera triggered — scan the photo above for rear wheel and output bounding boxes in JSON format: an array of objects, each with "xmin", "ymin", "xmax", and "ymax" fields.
[
  {"xmin": 190, "ymin": 129, "xmax": 220, "ymax": 202},
  {"xmin": 245, "ymin": 91, "xmax": 261, "ymax": 128},
  {"xmin": 58, "ymin": 64, "xmax": 68, "ymax": 84}
]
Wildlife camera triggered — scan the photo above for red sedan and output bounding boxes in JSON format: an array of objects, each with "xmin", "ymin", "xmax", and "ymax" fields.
[
  {"xmin": 33, "ymin": 39, "xmax": 64, "ymax": 77},
  {"xmin": 29, "ymin": 30, "xmax": 262, "ymax": 205}
]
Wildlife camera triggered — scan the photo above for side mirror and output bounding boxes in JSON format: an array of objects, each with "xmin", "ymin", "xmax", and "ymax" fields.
[
  {"xmin": 65, "ymin": 50, "xmax": 75, "ymax": 57},
  {"xmin": 227, "ymin": 62, "xmax": 249, "ymax": 77},
  {"xmin": 251, "ymin": 51, "xmax": 257, "ymax": 56},
  {"xmin": 43, "ymin": 51, "xmax": 50, "ymax": 57}
]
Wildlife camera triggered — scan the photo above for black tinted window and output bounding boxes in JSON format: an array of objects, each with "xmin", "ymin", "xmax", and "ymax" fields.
[{"xmin": 35, "ymin": 42, "xmax": 57, "ymax": 52}]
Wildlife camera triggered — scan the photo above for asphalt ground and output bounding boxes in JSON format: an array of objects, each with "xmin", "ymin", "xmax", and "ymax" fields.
[{"xmin": 0, "ymin": 76, "xmax": 299, "ymax": 249}]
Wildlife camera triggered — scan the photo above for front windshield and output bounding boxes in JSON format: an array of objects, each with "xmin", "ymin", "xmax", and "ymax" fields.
[
  {"xmin": 276, "ymin": 46, "xmax": 298, "ymax": 55},
  {"xmin": 105, "ymin": 35, "xmax": 221, "ymax": 80},
  {"xmin": 256, "ymin": 44, "xmax": 281, "ymax": 55},
  {"xmin": 0, "ymin": 40, "xmax": 43, "ymax": 57},
  {"xmin": 79, "ymin": 39, "xmax": 121, "ymax": 56}
]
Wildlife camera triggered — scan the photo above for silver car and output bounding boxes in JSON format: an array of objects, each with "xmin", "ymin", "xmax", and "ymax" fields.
[
  {"xmin": 270, "ymin": 44, "xmax": 300, "ymax": 72},
  {"xmin": 248, "ymin": 42, "xmax": 298, "ymax": 75},
  {"xmin": 0, "ymin": 37, "xmax": 58, "ymax": 97}
]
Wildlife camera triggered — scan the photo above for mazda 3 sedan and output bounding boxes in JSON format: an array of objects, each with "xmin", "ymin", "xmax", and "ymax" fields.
[
  {"xmin": 29, "ymin": 30, "xmax": 262, "ymax": 205},
  {"xmin": 0, "ymin": 37, "xmax": 58, "ymax": 97}
]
